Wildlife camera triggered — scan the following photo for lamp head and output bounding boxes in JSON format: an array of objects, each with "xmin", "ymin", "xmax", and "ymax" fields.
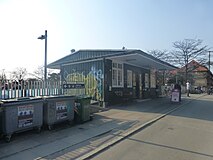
[{"xmin": 37, "ymin": 35, "xmax": 46, "ymax": 40}]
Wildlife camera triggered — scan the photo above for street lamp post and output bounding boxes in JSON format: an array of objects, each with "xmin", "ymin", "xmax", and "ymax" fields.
[
  {"xmin": 38, "ymin": 30, "xmax": 47, "ymax": 82},
  {"xmin": 206, "ymin": 51, "xmax": 213, "ymax": 90},
  {"xmin": 208, "ymin": 51, "xmax": 213, "ymax": 71}
]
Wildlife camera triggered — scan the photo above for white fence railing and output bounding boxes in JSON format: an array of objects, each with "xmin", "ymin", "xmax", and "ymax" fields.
[{"xmin": 0, "ymin": 80, "xmax": 62, "ymax": 99}]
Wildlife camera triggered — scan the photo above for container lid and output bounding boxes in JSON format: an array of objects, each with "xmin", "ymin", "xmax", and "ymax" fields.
[
  {"xmin": 76, "ymin": 96, "xmax": 91, "ymax": 99},
  {"xmin": 1, "ymin": 97, "xmax": 43, "ymax": 105},
  {"xmin": 42, "ymin": 95, "xmax": 76, "ymax": 100}
]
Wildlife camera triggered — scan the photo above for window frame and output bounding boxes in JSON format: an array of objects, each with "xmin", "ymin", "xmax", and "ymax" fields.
[{"xmin": 112, "ymin": 61, "xmax": 124, "ymax": 88}]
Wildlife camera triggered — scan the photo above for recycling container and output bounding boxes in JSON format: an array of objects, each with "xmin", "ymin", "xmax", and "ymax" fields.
[
  {"xmin": 74, "ymin": 96, "xmax": 91, "ymax": 123},
  {"xmin": 43, "ymin": 95, "xmax": 75, "ymax": 130},
  {"xmin": 1, "ymin": 97, "xmax": 43, "ymax": 142}
]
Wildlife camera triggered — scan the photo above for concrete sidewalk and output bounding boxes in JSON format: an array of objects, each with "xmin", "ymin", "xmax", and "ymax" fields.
[{"xmin": 0, "ymin": 94, "xmax": 204, "ymax": 160}]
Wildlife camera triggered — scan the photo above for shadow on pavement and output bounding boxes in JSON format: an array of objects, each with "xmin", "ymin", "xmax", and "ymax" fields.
[
  {"xmin": 170, "ymin": 95, "xmax": 213, "ymax": 122},
  {"xmin": 105, "ymin": 94, "xmax": 213, "ymax": 122},
  {"xmin": 0, "ymin": 111, "xmax": 137, "ymax": 159}
]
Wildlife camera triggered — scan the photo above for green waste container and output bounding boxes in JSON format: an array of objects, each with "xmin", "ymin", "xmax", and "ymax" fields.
[
  {"xmin": 1, "ymin": 97, "xmax": 43, "ymax": 142},
  {"xmin": 74, "ymin": 96, "xmax": 91, "ymax": 123},
  {"xmin": 0, "ymin": 102, "xmax": 3, "ymax": 138},
  {"xmin": 43, "ymin": 95, "xmax": 75, "ymax": 130}
]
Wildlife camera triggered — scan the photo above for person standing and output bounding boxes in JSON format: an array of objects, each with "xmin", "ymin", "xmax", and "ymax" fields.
[{"xmin": 186, "ymin": 81, "xmax": 190, "ymax": 97}]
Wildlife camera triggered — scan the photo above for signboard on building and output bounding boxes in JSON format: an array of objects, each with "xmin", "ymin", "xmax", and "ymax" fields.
[{"xmin": 63, "ymin": 83, "xmax": 85, "ymax": 89}]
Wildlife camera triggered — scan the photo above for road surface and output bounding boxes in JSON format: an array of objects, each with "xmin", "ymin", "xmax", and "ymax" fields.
[{"xmin": 93, "ymin": 95, "xmax": 213, "ymax": 160}]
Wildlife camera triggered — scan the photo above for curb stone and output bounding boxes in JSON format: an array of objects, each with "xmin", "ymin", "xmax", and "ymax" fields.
[{"xmin": 77, "ymin": 94, "xmax": 206, "ymax": 160}]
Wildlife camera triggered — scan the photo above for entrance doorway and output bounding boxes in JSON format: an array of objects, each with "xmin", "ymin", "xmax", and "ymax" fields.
[
  {"xmin": 139, "ymin": 74, "xmax": 143, "ymax": 99},
  {"xmin": 133, "ymin": 73, "xmax": 140, "ymax": 99}
]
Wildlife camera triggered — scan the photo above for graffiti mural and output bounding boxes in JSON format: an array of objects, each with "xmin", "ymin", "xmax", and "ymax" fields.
[
  {"xmin": 63, "ymin": 66, "xmax": 104, "ymax": 101},
  {"xmin": 87, "ymin": 66, "xmax": 103, "ymax": 100}
]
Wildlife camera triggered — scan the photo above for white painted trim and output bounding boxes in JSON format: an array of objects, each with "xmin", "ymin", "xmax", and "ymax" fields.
[
  {"xmin": 106, "ymin": 53, "xmax": 138, "ymax": 60},
  {"xmin": 107, "ymin": 53, "xmax": 174, "ymax": 70},
  {"xmin": 124, "ymin": 61, "xmax": 149, "ymax": 70},
  {"xmin": 62, "ymin": 58, "xmax": 103, "ymax": 66}
]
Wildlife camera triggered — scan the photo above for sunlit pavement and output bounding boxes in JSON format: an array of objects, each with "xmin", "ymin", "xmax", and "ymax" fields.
[
  {"xmin": 93, "ymin": 94, "xmax": 213, "ymax": 160},
  {"xmin": 0, "ymin": 94, "xmax": 206, "ymax": 160}
]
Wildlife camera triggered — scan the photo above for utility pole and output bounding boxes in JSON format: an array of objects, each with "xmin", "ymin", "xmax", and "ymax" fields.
[
  {"xmin": 208, "ymin": 51, "xmax": 213, "ymax": 71},
  {"xmin": 44, "ymin": 30, "xmax": 47, "ymax": 82},
  {"xmin": 207, "ymin": 51, "xmax": 213, "ymax": 89}
]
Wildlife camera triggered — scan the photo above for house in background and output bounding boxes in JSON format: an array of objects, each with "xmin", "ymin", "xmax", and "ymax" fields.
[
  {"xmin": 48, "ymin": 49, "xmax": 176, "ymax": 106},
  {"xmin": 172, "ymin": 60, "xmax": 213, "ymax": 92}
]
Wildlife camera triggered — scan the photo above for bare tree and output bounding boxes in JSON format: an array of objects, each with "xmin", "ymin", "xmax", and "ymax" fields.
[
  {"xmin": 171, "ymin": 38, "xmax": 208, "ymax": 82},
  {"xmin": 148, "ymin": 50, "xmax": 177, "ymax": 85},
  {"xmin": 148, "ymin": 49, "xmax": 176, "ymax": 64},
  {"xmin": 48, "ymin": 73, "xmax": 60, "ymax": 82},
  {"xmin": 30, "ymin": 66, "xmax": 60, "ymax": 81},
  {"xmin": 30, "ymin": 66, "xmax": 44, "ymax": 81},
  {"xmin": 0, "ymin": 69, "xmax": 7, "ymax": 83},
  {"xmin": 148, "ymin": 49, "xmax": 167, "ymax": 60},
  {"xmin": 11, "ymin": 67, "xmax": 27, "ymax": 81}
]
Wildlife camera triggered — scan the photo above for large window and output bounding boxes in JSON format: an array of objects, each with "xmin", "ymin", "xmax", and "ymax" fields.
[
  {"xmin": 112, "ymin": 62, "xmax": 123, "ymax": 87},
  {"xmin": 127, "ymin": 70, "xmax": 132, "ymax": 88}
]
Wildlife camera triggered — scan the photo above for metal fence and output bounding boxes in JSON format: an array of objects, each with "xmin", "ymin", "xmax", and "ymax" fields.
[{"xmin": 0, "ymin": 80, "xmax": 62, "ymax": 99}]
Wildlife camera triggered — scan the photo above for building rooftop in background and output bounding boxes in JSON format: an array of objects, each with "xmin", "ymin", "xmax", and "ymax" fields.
[{"xmin": 179, "ymin": 60, "xmax": 209, "ymax": 72}]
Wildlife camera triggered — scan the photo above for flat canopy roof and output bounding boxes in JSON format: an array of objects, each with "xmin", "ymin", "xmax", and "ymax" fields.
[{"xmin": 48, "ymin": 49, "xmax": 176, "ymax": 70}]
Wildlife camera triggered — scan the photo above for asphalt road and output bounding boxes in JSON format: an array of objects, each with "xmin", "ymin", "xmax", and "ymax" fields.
[{"xmin": 92, "ymin": 95, "xmax": 213, "ymax": 160}]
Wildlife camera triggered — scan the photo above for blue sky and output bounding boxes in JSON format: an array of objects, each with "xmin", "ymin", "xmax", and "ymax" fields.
[{"xmin": 0, "ymin": 0, "xmax": 212, "ymax": 75}]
